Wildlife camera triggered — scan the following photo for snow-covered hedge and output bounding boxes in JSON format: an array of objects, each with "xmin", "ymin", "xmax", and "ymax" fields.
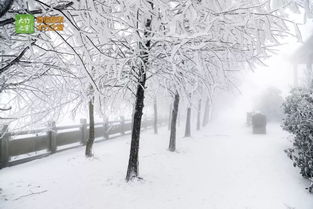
[{"xmin": 282, "ymin": 88, "xmax": 313, "ymax": 193}]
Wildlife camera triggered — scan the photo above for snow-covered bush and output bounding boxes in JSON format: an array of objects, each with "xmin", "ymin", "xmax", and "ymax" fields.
[{"xmin": 282, "ymin": 88, "xmax": 313, "ymax": 192}]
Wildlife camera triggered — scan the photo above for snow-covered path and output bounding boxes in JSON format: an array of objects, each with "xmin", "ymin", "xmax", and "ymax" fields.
[{"xmin": 0, "ymin": 120, "xmax": 312, "ymax": 209}]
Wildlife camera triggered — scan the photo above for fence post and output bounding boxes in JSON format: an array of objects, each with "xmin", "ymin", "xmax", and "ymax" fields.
[
  {"xmin": 80, "ymin": 118, "xmax": 87, "ymax": 145},
  {"xmin": 104, "ymin": 119, "xmax": 109, "ymax": 140},
  {"xmin": 48, "ymin": 121, "xmax": 57, "ymax": 153},
  {"xmin": 120, "ymin": 116, "xmax": 125, "ymax": 135},
  {"xmin": 0, "ymin": 125, "xmax": 9, "ymax": 168}
]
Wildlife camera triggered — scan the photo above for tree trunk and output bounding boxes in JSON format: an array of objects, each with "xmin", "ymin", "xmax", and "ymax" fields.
[
  {"xmin": 153, "ymin": 98, "xmax": 158, "ymax": 134},
  {"xmin": 126, "ymin": 77, "xmax": 146, "ymax": 181},
  {"xmin": 203, "ymin": 97, "xmax": 210, "ymax": 127},
  {"xmin": 184, "ymin": 107, "xmax": 191, "ymax": 137},
  {"xmin": 197, "ymin": 99, "xmax": 201, "ymax": 130},
  {"xmin": 85, "ymin": 98, "xmax": 95, "ymax": 157},
  {"xmin": 169, "ymin": 93, "xmax": 179, "ymax": 152},
  {"xmin": 126, "ymin": 7, "xmax": 152, "ymax": 181}
]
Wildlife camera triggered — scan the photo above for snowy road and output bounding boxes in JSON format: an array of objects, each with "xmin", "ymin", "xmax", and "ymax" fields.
[{"xmin": 0, "ymin": 121, "xmax": 312, "ymax": 209}]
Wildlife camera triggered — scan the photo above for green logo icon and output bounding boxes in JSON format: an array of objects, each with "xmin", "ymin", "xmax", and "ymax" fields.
[{"xmin": 15, "ymin": 14, "xmax": 35, "ymax": 34}]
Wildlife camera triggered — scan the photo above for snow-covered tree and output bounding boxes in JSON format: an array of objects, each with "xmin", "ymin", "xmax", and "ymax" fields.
[
  {"xmin": 91, "ymin": 0, "xmax": 298, "ymax": 181},
  {"xmin": 0, "ymin": 0, "xmax": 299, "ymax": 182},
  {"xmin": 0, "ymin": 0, "xmax": 76, "ymax": 126}
]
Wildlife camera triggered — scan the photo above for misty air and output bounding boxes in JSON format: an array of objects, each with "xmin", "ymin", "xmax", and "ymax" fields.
[{"xmin": 1, "ymin": 0, "xmax": 313, "ymax": 209}]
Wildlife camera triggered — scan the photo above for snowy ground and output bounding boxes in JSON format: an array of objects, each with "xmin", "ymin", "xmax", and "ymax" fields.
[{"xmin": 1, "ymin": 119, "xmax": 312, "ymax": 209}]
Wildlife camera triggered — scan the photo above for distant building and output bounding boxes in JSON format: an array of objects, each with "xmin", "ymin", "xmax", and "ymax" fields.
[{"xmin": 292, "ymin": 35, "xmax": 313, "ymax": 87}]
